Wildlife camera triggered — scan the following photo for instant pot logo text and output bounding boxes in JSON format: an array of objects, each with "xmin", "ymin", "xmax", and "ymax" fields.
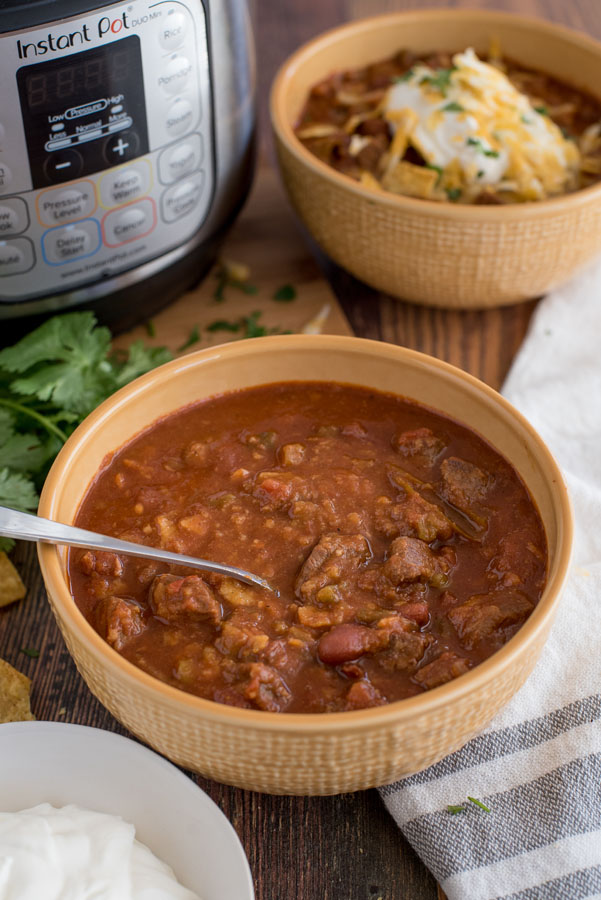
[{"xmin": 16, "ymin": 11, "xmax": 156, "ymax": 58}]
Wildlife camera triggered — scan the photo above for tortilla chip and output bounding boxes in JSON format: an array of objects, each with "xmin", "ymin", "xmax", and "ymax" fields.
[
  {"xmin": 359, "ymin": 170, "xmax": 382, "ymax": 191},
  {"xmin": 382, "ymin": 160, "xmax": 438, "ymax": 198},
  {"xmin": 0, "ymin": 658, "xmax": 34, "ymax": 723},
  {"xmin": 0, "ymin": 552, "xmax": 26, "ymax": 608}
]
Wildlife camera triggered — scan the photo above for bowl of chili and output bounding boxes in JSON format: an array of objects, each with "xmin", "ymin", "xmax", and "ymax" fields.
[
  {"xmin": 270, "ymin": 9, "xmax": 601, "ymax": 308},
  {"xmin": 38, "ymin": 335, "xmax": 573, "ymax": 795}
]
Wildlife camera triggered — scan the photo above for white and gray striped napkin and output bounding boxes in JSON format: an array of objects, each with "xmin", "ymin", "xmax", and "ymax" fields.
[{"xmin": 379, "ymin": 260, "xmax": 601, "ymax": 900}]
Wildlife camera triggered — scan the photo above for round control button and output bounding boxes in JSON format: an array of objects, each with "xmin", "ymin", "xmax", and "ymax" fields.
[
  {"xmin": 106, "ymin": 168, "xmax": 144, "ymax": 205},
  {"xmin": 161, "ymin": 174, "xmax": 203, "ymax": 222},
  {"xmin": 166, "ymin": 98, "xmax": 194, "ymax": 137},
  {"xmin": 47, "ymin": 226, "xmax": 91, "ymax": 262},
  {"xmin": 0, "ymin": 242, "xmax": 23, "ymax": 268},
  {"xmin": 44, "ymin": 150, "xmax": 83, "ymax": 184},
  {"xmin": 0, "ymin": 162, "xmax": 13, "ymax": 194},
  {"xmin": 159, "ymin": 55, "xmax": 192, "ymax": 95},
  {"xmin": 158, "ymin": 134, "xmax": 203, "ymax": 185},
  {"xmin": 113, "ymin": 207, "xmax": 147, "ymax": 241},
  {"xmin": 0, "ymin": 205, "xmax": 19, "ymax": 235},
  {"xmin": 104, "ymin": 132, "xmax": 140, "ymax": 165},
  {"xmin": 159, "ymin": 12, "xmax": 187, "ymax": 50}
]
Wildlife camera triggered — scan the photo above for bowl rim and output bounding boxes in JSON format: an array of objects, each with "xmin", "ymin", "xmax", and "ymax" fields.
[
  {"xmin": 38, "ymin": 335, "xmax": 574, "ymax": 734},
  {"xmin": 270, "ymin": 7, "xmax": 601, "ymax": 219}
]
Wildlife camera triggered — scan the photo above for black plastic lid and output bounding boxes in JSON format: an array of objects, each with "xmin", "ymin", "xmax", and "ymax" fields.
[{"xmin": 0, "ymin": 0, "xmax": 112, "ymax": 32}]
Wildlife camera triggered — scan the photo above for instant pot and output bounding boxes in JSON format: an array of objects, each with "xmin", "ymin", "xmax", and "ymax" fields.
[{"xmin": 0, "ymin": 0, "xmax": 255, "ymax": 331}]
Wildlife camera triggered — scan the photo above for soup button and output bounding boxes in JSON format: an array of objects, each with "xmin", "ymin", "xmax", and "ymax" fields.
[{"xmin": 103, "ymin": 199, "xmax": 156, "ymax": 246}]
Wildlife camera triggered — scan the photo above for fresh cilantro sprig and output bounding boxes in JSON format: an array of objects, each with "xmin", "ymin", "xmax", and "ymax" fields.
[
  {"xmin": 0, "ymin": 312, "xmax": 172, "ymax": 551},
  {"xmin": 420, "ymin": 67, "xmax": 455, "ymax": 97}
]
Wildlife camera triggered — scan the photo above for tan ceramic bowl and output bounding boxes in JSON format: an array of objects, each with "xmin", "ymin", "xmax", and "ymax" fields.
[
  {"xmin": 271, "ymin": 10, "xmax": 601, "ymax": 309},
  {"xmin": 38, "ymin": 336, "xmax": 573, "ymax": 795}
]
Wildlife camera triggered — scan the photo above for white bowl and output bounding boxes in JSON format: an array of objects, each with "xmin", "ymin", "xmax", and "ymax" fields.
[{"xmin": 0, "ymin": 722, "xmax": 253, "ymax": 900}]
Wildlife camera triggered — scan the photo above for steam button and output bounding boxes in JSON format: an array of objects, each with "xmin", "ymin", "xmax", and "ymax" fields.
[
  {"xmin": 165, "ymin": 98, "xmax": 194, "ymax": 137},
  {"xmin": 159, "ymin": 55, "xmax": 193, "ymax": 95},
  {"xmin": 158, "ymin": 12, "xmax": 187, "ymax": 51}
]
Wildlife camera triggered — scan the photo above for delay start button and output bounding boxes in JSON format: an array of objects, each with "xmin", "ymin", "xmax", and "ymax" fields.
[
  {"xmin": 103, "ymin": 198, "xmax": 156, "ymax": 247},
  {"xmin": 42, "ymin": 219, "xmax": 101, "ymax": 265},
  {"xmin": 37, "ymin": 181, "xmax": 96, "ymax": 227}
]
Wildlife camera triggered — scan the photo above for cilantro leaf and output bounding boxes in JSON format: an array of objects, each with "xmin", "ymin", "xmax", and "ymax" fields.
[
  {"xmin": 242, "ymin": 311, "xmax": 268, "ymax": 339},
  {"xmin": 445, "ymin": 187, "xmax": 462, "ymax": 201},
  {"xmin": 206, "ymin": 320, "xmax": 241, "ymax": 333},
  {"xmin": 0, "ymin": 468, "xmax": 39, "ymax": 512},
  {"xmin": 177, "ymin": 326, "xmax": 201, "ymax": 353},
  {"xmin": 20, "ymin": 647, "xmax": 40, "ymax": 658},
  {"xmin": 447, "ymin": 805, "xmax": 465, "ymax": 815},
  {"xmin": 468, "ymin": 796, "xmax": 491, "ymax": 812},
  {"xmin": 112, "ymin": 341, "xmax": 172, "ymax": 388},
  {"xmin": 273, "ymin": 284, "xmax": 297, "ymax": 302},
  {"xmin": 420, "ymin": 67, "xmax": 455, "ymax": 96},
  {"xmin": 442, "ymin": 101, "xmax": 464, "ymax": 113},
  {"xmin": 394, "ymin": 68, "xmax": 415, "ymax": 83},
  {"xmin": 535, "ymin": 105, "xmax": 548, "ymax": 116},
  {"xmin": 466, "ymin": 137, "xmax": 500, "ymax": 158}
]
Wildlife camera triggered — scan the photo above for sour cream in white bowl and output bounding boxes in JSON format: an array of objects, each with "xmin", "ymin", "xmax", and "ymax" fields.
[{"xmin": 0, "ymin": 722, "xmax": 253, "ymax": 900}]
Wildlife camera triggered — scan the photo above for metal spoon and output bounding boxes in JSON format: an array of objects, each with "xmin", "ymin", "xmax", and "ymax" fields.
[{"xmin": 0, "ymin": 506, "xmax": 273, "ymax": 592}]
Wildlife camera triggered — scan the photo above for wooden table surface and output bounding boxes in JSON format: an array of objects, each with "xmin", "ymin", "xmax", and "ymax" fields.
[{"xmin": 3, "ymin": 2, "xmax": 599, "ymax": 899}]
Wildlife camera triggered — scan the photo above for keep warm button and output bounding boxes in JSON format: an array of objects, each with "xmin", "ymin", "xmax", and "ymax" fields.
[
  {"xmin": 161, "ymin": 172, "xmax": 204, "ymax": 223},
  {"xmin": 103, "ymin": 198, "xmax": 156, "ymax": 247}
]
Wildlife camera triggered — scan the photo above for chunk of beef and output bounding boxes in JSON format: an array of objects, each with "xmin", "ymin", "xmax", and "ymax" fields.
[
  {"xmin": 378, "ymin": 631, "xmax": 432, "ymax": 673},
  {"xmin": 393, "ymin": 427, "xmax": 445, "ymax": 463},
  {"xmin": 217, "ymin": 610, "xmax": 270, "ymax": 659},
  {"xmin": 447, "ymin": 591, "xmax": 534, "ymax": 650},
  {"xmin": 295, "ymin": 533, "xmax": 371, "ymax": 603},
  {"xmin": 236, "ymin": 662, "xmax": 291, "ymax": 712},
  {"xmin": 413, "ymin": 652, "xmax": 471, "ymax": 689},
  {"xmin": 149, "ymin": 574, "xmax": 222, "ymax": 625},
  {"xmin": 97, "ymin": 597, "xmax": 144, "ymax": 650},
  {"xmin": 375, "ymin": 493, "xmax": 454, "ymax": 541},
  {"xmin": 317, "ymin": 623, "xmax": 388, "ymax": 666},
  {"xmin": 440, "ymin": 457, "xmax": 490, "ymax": 513},
  {"xmin": 490, "ymin": 531, "xmax": 546, "ymax": 588},
  {"xmin": 346, "ymin": 679, "xmax": 385, "ymax": 710},
  {"xmin": 79, "ymin": 550, "xmax": 123, "ymax": 577},
  {"xmin": 383, "ymin": 537, "xmax": 453, "ymax": 587}
]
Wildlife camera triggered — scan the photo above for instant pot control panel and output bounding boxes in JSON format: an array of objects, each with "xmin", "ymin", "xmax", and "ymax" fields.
[{"xmin": 0, "ymin": 0, "xmax": 214, "ymax": 303}]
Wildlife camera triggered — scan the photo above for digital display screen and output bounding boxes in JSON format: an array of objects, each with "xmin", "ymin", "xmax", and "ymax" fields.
[
  {"xmin": 23, "ymin": 49, "xmax": 131, "ymax": 113},
  {"xmin": 17, "ymin": 37, "xmax": 149, "ymax": 189}
]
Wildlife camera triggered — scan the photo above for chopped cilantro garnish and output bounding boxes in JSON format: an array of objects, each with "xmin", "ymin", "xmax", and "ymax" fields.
[
  {"xmin": 534, "ymin": 105, "xmax": 548, "ymax": 116},
  {"xmin": 177, "ymin": 325, "xmax": 201, "ymax": 353},
  {"xmin": 206, "ymin": 320, "xmax": 241, "ymax": 333},
  {"xmin": 468, "ymin": 796, "xmax": 491, "ymax": 812},
  {"xmin": 447, "ymin": 804, "xmax": 465, "ymax": 815},
  {"xmin": 394, "ymin": 68, "xmax": 415, "ymax": 83},
  {"xmin": 144, "ymin": 319, "xmax": 156, "ymax": 338},
  {"xmin": 242, "ymin": 311, "xmax": 268, "ymax": 339},
  {"xmin": 477, "ymin": 169, "xmax": 485, "ymax": 178},
  {"xmin": 20, "ymin": 647, "xmax": 40, "ymax": 658},
  {"xmin": 521, "ymin": 115, "xmax": 532, "ymax": 125},
  {"xmin": 419, "ymin": 67, "xmax": 455, "ymax": 97},
  {"xmin": 273, "ymin": 284, "xmax": 297, "ymax": 302},
  {"xmin": 466, "ymin": 137, "xmax": 499, "ymax": 158},
  {"xmin": 445, "ymin": 187, "xmax": 462, "ymax": 201},
  {"xmin": 0, "ymin": 312, "xmax": 172, "ymax": 551},
  {"xmin": 442, "ymin": 101, "xmax": 464, "ymax": 113}
]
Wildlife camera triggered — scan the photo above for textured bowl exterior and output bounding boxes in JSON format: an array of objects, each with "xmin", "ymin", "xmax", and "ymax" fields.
[
  {"xmin": 38, "ymin": 336, "xmax": 573, "ymax": 795},
  {"xmin": 271, "ymin": 10, "xmax": 601, "ymax": 308}
]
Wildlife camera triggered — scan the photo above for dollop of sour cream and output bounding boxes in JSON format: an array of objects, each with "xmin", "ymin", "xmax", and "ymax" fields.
[
  {"xmin": 385, "ymin": 48, "xmax": 580, "ymax": 200},
  {"xmin": 0, "ymin": 804, "xmax": 201, "ymax": 900}
]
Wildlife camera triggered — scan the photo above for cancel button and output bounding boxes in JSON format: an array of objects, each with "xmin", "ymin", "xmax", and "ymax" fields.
[{"xmin": 103, "ymin": 199, "xmax": 155, "ymax": 246}]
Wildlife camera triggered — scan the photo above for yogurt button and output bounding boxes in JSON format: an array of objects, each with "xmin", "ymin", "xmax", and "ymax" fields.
[
  {"xmin": 159, "ymin": 55, "xmax": 192, "ymax": 95},
  {"xmin": 0, "ymin": 163, "xmax": 12, "ymax": 194},
  {"xmin": 158, "ymin": 134, "xmax": 203, "ymax": 184},
  {"xmin": 158, "ymin": 12, "xmax": 187, "ymax": 50},
  {"xmin": 165, "ymin": 98, "xmax": 194, "ymax": 137}
]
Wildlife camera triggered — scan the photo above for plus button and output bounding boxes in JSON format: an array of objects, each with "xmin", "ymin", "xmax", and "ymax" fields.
[
  {"xmin": 112, "ymin": 138, "xmax": 129, "ymax": 157},
  {"xmin": 103, "ymin": 131, "xmax": 139, "ymax": 165}
]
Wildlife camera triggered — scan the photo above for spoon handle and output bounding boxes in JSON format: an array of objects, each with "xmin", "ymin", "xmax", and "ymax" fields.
[{"xmin": 0, "ymin": 506, "xmax": 272, "ymax": 592}]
